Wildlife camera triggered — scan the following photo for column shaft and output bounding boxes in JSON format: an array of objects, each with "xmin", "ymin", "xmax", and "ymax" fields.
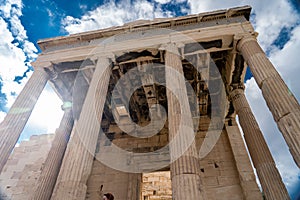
[
  {"xmin": 165, "ymin": 43, "xmax": 203, "ymax": 200},
  {"xmin": 238, "ymin": 36, "xmax": 300, "ymax": 167},
  {"xmin": 225, "ymin": 119, "xmax": 263, "ymax": 200},
  {"xmin": 31, "ymin": 109, "xmax": 74, "ymax": 200},
  {"xmin": 230, "ymin": 89, "xmax": 289, "ymax": 200},
  {"xmin": 0, "ymin": 68, "xmax": 49, "ymax": 172},
  {"xmin": 127, "ymin": 173, "xmax": 142, "ymax": 199},
  {"xmin": 51, "ymin": 58, "xmax": 111, "ymax": 200}
]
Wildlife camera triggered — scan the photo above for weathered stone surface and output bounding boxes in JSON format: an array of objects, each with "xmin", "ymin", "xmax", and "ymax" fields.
[
  {"xmin": 165, "ymin": 43, "xmax": 203, "ymax": 199},
  {"xmin": 238, "ymin": 36, "xmax": 300, "ymax": 168},
  {"xmin": 142, "ymin": 171, "xmax": 172, "ymax": 200},
  {"xmin": 51, "ymin": 58, "xmax": 112, "ymax": 200},
  {"xmin": 230, "ymin": 89, "xmax": 289, "ymax": 200},
  {"xmin": 277, "ymin": 110, "xmax": 300, "ymax": 166},
  {"xmin": 0, "ymin": 134, "xmax": 54, "ymax": 200},
  {"xmin": 0, "ymin": 68, "xmax": 49, "ymax": 173},
  {"xmin": 31, "ymin": 110, "xmax": 74, "ymax": 200},
  {"xmin": 0, "ymin": 6, "xmax": 292, "ymax": 200},
  {"xmin": 225, "ymin": 121, "xmax": 262, "ymax": 200},
  {"xmin": 85, "ymin": 159, "xmax": 141, "ymax": 200}
]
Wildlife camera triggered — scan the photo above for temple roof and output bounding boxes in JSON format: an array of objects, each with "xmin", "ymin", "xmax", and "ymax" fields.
[{"xmin": 37, "ymin": 5, "xmax": 251, "ymax": 51}]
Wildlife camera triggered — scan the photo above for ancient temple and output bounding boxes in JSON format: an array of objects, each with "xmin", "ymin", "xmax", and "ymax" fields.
[{"xmin": 0, "ymin": 5, "xmax": 299, "ymax": 200}]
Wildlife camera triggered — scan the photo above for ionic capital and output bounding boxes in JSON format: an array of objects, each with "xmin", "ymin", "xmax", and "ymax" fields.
[
  {"xmin": 228, "ymin": 86, "xmax": 244, "ymax": 103},
  {"xmin": 235, "ymin": 32, "xmax": 258, "ymax": 52},
  {"xmin": 31, "ymin": 61, "xmax": 52, "ymax": 69},
  {"xmin": 91, "ymin": 53, "xmax": 116, "ymax": 64},
  {"xmin": 159, "ymin": 43, "xmax": 182, "ymax": 57},
  {"xmin": 44, "ymin": 65, "xmax": 58, "ymax": 80},
  {"xmin": 30, "ymin": 61, "xmax": 54, "ymax": 80},
  {"xmin": 228, "ymin": 83, "xmax": 245, "ymax": 95}
]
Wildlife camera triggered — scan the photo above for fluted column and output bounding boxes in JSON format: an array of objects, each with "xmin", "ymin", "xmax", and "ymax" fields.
[
  {"xmin": 230, "ymin": 88, "xmax": 289, "ymax": 200},
  {"xmin": 238, "ymin": 35, "xmax": 300, "ymax": 167},
  {"xmin": 0, "ymin": 67, "xmax": 49, "ymax": 173},
  {"xmin": 165, "ymin": 43, "xmax": 203, "ymax": 200},
  {"xmin": 225, "ymin": 119, "xmax": 263, "ymax": 200},
  {"xmin": 127, "ymin": 173, "xmax": 142, "ymax": 199},
  {"xmin": 31, "ymin": 107, "xmax": 74, "ymax": 200},
  {"xmin": 51, "ymin": 57, "xmax": 112, "ymax": 200}
]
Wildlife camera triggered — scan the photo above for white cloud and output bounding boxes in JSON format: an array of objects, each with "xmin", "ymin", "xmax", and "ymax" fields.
[
  {"xmin": 0, "ymin": 0, "xmax": 63, "ymax": 141},
  {"xmin": 10, "ymin": 14, "xmax": 27, "ymax": 40},
  {"xmin": 24, "ymin": 84, "xmax": 64, "ymax": 134},
  {"xmin": 23, "ymin": 40, "xmax": 38, "ymax": 60},
  {"xmin": 154, "ymin": 0, "xmax": 172, "ymax": 4},
  {"xmin": 269, "ymin": 26, "xmax": 300, "ymax": 100},
  {"xmin": 79, "ymin": 4, "xmax": 88, "ymax": 11},
  {"xmin": 0, "ymin": 0, "xmax": 22, "ymax": 18},
  {"xmin": 0, "ymin": 0, "xmax": 63, "ymax": 142},
  {"xmin": 0, "ymin": 18, "xmax": 29, "ymax": 107},
  {"xmin": 62, "ymin": 0, "xmax": 174, "ymax": 34},
  {"xmin": 0, "ymin": 111, "xmax": 6, "ymax": 122},
  {"xmin": 0, "ymin": 0, "xmax": 38, "ymax": 110}
]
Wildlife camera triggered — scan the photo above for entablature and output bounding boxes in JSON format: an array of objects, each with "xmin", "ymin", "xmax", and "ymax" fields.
[{"xmin": 37, "ymin": 5, "xmax": 251, "ymax": 52}]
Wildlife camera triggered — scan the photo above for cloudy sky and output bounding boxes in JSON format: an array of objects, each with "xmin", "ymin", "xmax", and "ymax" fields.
[{"xmin": 0, "ymin": 0, "xmax": 300, "ymax": 198}]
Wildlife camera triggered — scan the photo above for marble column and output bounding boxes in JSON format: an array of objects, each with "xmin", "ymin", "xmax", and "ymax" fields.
[
  {"xmin": 230, "ymin": 88, "xmax": 290, "ymax": 200},
  {"xmin": 238, "ymin": 35, "xmax": 300, "ymax": 167},
  {"xmin": 127, "ymin": 173, "xmax": 142, "ymax": 199},
  {"xmin": 0, "ymin": 67, "xmax": 49, "ymax": 173},
  {"xmin": 51, "ymin": 57, "xmax": 112, "ymax": 200},
  {"xmin": 31, "ymin": 107, "xmax": 74, "ymax": 200},
  {"xmin": 165, "ymin": 43, "xmax": 203, "ymax": 200},
  {"xmin": 225, "ymin": 119, "xmax": 263, "ymax": 200}
]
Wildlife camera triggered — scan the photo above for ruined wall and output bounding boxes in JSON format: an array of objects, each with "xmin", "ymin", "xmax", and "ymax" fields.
[
  {"xmin": 0, "ymin": 134, "xmax": 54, "ymax": 200},
  {"xmin": 142, "ymin": 171, "xmax": 172, "ymax": 200}
]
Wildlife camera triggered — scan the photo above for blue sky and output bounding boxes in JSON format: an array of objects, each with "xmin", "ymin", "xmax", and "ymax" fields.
[{"xmin": 0, "ymin": 0, "xmax": 300, "ymax": 199}]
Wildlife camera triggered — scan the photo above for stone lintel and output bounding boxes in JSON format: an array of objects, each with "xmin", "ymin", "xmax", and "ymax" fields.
[{"xmin": 34, "ymin": 20, "xmax": 254, "ymax": 66}]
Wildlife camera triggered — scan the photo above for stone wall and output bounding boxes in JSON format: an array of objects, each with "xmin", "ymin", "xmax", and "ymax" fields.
[
  {"xmin": 197, "ymin": 129, "xmax": 245, "ymax": 199},
  {"xmin": 142, "ymin": 171, "xmax": 172, "ymax": 200},
  {"xmin": 0, "ymin": 124, "xmax": 261, "ymax": 200},
  {"xmin": 85, "ymin": 159, "xmax": 142, "ymax": 200},
  {"xmin": 0, "ymin": 134, "xmax": 54, "ymax": 200}
]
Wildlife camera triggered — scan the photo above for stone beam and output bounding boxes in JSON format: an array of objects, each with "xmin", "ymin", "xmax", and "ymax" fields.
[
  {"xmin": 33, "ymin": 21, "xmax": 254, "ymax": 66},
  {"xmin": 37, "ymin": 5, "xmax": 251, "ymax": 51}
]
